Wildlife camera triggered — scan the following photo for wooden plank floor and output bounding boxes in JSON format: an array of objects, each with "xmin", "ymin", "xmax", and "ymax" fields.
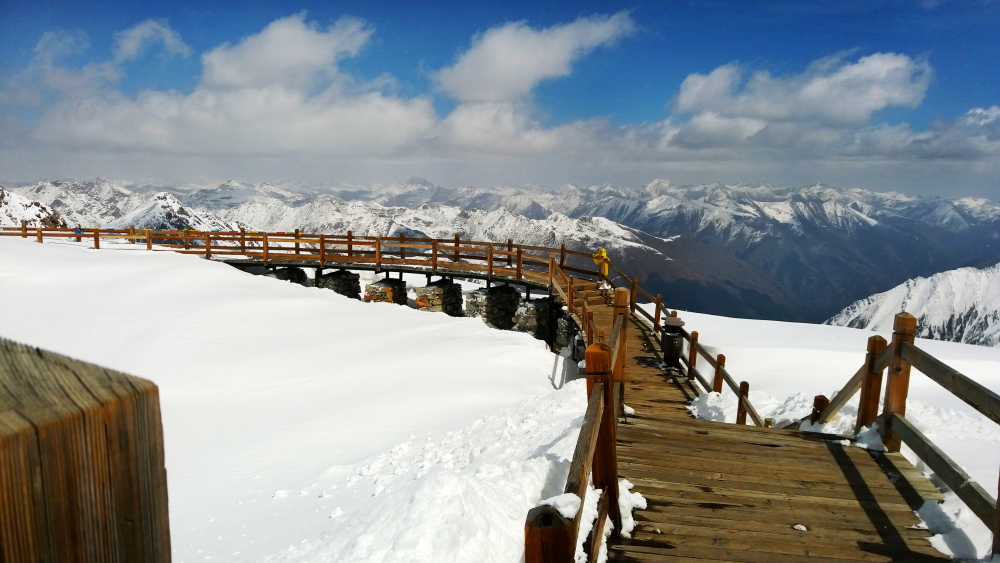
[{"xmin": 572, "ymin": 286, "xmax": 950, "ymax": 563}]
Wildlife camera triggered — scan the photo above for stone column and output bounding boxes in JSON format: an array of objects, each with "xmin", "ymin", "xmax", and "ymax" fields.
[
  {"xmin": 414, "ymin": 279, "xmax": 464, "ymax": 316},
  {"xmin": 364, "ymin": 278, "xmax": 408, "ymax": 305},
  {"xmin": 465, "ymin": 285, "xmax": 521, "ymax": 329},
  {"xmin": 316, "ymin": 270, "xmax": 361, "ymax": 299}
]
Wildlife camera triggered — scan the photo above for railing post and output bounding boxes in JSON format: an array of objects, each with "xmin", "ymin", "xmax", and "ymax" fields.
[
  {"xmin": 400, "ymin": 233, "xmax": 406, "ymax": 261},
  {"xmin": 21, "ymin": 220, "xmax": 27, "ymax": 238},
  {"xmin": 688, "ymin": 331, "xmax": 699, "ymax": 370},
  {"xmin": 432, "ymin": 240, "xmax": 438, "ymax": 273},
  {"xmin": 612, "ymin": 287, "xmax": 630, "ymax": 385},
  {"xmin": 507, "ymin": 238, "xmax": 513, "ymax": 267},
  {"xmin": 516, "ymin": 247, "xmax": 523, "ymax": 281},
  {"xmin": 548, "ymin": 255, "xmax": 555, "ymax": 287},
  {"xmin": 736, "ymin": 381, "xmax": 750, "ymax": 425},
  {"xmin": 586, "ymin": 311, "xmax": 594, "ymax": 345},
  {"xmin": 855, "ymin": 335, "xmax": 889, "ymax": 434},
  {"xmin": 93, "ymin": 229, "xmax": 100, "ymax": 250},
  {"xmin": 146, "ymin": 229, "xmax": 152, "ymax": 250},
  {"xmin": 713, "ymin": 354, "xmax": 726, "ymax": 393},
  {"xmin": 205, "ymin": 232, "xmax": 211, "ymax": 259},
  {"xmin": 240, "ymin": 227, "xmax": 246, "ymax": 253},
  {"xmin": 319, "ymin": 233, "xmax": 326, "ymax": 268},
  {"xmin": 524, "ymin": 506, "xmax": 574, "ymax": 563},
  {"xmin": 347, "ymin": 230, "xmax": 353, "ymax": 258},
  {"xmin": 375, "ymin": 238, "xmax": 382, "ymax": 271},
  {"xmin": 653, "ymin": 295, "xmax": 663, "ymax": 333},
  {"xmin": 630, "ymin": 278, "xmax": 638, "ymax": 313},
  {"xmin": 262, "ymin": 233, "xmax": 269, "ymax": 266},
  {"xmin": 881, "ymin": 313, "xmax": 917, "ymax": 452},
  {"xmin": 809, "ymin": 395, "xmax": 830, "ymax": 424},
  {"xmin": 184, "ymin": 230, "xmax": 190, "ymax": 250},
  {"xmin": 567, "ymin": 279, "xmax": 575, "ymax": 314},
  {"xmin": 129, "ymin": 225, "xmax": 135, "ymax": 244},
  {"xmin": 487, "ymin": 243, "xmax": 493, "ymax": 280},
  {"xmin": 454, "ymin": 234, "xmax": 460, "ymax": 262},
  {"xmin": 585, "ymin": 341, "xmax": 621, "ymax": 537},
  {"xmin": 995, "ymin": 471, "xmax": 1000, "ymax": 556},
  {"xmin": 36, "ymin": 228, "xmax": 43, "ymax": 244},
  {"xmin": 559, "ymin": 243, "xmax": 567, "ymax": 270},
  {"xmin": 294, "ymin": 228, "xmax": 301, "ymax": 254}
]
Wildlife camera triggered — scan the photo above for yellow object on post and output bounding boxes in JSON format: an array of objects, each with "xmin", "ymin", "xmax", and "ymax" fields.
[{"xmin": 592, "ymin": 248, "xmax": 609, "ymax": 278}]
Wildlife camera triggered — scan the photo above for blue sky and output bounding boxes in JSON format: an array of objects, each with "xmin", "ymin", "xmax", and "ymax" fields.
[{"xmin": 1, "ymin": 1, "xmax": 999, "ymax": 198}]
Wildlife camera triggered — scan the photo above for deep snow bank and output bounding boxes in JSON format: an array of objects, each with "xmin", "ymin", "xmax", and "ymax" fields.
[{"xmin": 0, "ymin": 237, "xmax": 586, "ymax": 563}]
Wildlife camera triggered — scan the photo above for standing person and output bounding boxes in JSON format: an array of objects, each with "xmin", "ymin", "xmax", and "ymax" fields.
[{"xmin": 74, "ymin": 223, "xmax": 83, "ymax": 242}]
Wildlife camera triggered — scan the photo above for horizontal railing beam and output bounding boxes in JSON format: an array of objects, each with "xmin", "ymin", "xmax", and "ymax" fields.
[
  {"xmin": 901, "ymin": 341, "xmax": 1000, "ymax": 426},
  {"xmin": 888, "ymin": 413, "xmax": 997, "ymax": 531}
]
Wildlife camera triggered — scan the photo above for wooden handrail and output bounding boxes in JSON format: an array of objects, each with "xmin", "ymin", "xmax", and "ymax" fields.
[
  {"xmin": 815, "ymin": 343, "xmax": 892, "ymax": 425},
  {"xmin": 816, "ymin": 312, "xmax": 1000, "ymax": 550},
  {"xmin": 900, "ymin": 341, "xmax": 1000, "ymax": 425},
  {"xmin": 886, "ymin": 413, "xmax": 997, "ymax": 531}
]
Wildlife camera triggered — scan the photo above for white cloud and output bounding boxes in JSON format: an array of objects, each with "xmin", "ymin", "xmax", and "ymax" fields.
[
  {"xmin": 113, "ymin": 20, "xmax": 191, "ymax": 63},
  {"xmin": 439, "ymin": 102, "xmax": 594, "ymax": 155},
  {"xmin": 29, "ymin": 15, "xmax": 435, "ymax": 157},
  {"xmin": 676, "ymin": 53, "xmax": 932, "ymax": 126},
  {"xmin": 435, "ymin": 12, "xmax": 634, "ymax": 103},
  {"xmin": 202, "ymin": 14, "xmax": 370, "ymax": 90}
]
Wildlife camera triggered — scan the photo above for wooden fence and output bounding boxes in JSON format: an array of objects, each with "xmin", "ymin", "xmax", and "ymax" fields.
[
  {"xmin": 815, "ymin": 312, "xmax": 1000, "ymax": 552},
  {"xmin": 2, "ymin": 225, "xmax": 604, "ymax": 287},
  {"xmin": 525, "ymin": 287, "xmax": 631, "ymax": 563},
  {"xmin": 0, "ymin": 337, "xmax": 170, "ymax": 563}
]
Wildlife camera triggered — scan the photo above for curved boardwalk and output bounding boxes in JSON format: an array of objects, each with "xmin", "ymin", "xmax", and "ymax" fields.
[
  {"xmin": 574, "ymin": 285, "xmax": 949, "ymax": 563},
  {"xmin": 2, "ymin": 227, "xmax": 964, "ymax": 561}
]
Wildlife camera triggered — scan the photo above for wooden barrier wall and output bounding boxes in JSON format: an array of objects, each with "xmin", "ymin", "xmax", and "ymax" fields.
[{"xmin": 0, "ymin": 338, "xmax": 171, "ymax": 563}]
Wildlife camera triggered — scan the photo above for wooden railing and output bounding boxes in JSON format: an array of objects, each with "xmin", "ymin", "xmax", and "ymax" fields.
[
  {"xmin": 817, "ymin": 313, "xmax": 1000, "ymax": 552},
  {"xmin": 2, "ymin": 225, "xmax": 603, "ymax": 286},
  {"xmin": 525, "ymin": 287, "xmax": 631, "ymax": 563}
]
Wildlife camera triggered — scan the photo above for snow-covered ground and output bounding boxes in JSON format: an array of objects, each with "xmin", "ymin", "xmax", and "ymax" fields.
[
  {"xmin": 0, "ymin": 237, "xmax": 586, "ymax": 563},
  {"xmin": 642, "ymin": 305, "xmax": 1000, "ymax": 560},
  {"xmin": 4, "ymin": 235, "xmax": 1000, "ymax": 561}
]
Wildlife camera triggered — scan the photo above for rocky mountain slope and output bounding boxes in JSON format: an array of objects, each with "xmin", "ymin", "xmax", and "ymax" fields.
[
  {"xmin": 325, "ymin": 179, "xmax": 1000, "ymax": 321},
  {"xmin": 106, "ymin": 192, "xmax": 245, "ymax": 232},
  {"xmin": 10, "ymin": 177, "xmax": 1000, "ymax": 322},
  {"xmin": 0, "ymin": 187, "xmax": 67, "ymax": 228},
  {"xmin": 826, "ymin": 263, "xmax": 1000, "ymax": 346},
  {"xmin": 14, "ymin": 179, "xmax": 147, "ymax": 227}
]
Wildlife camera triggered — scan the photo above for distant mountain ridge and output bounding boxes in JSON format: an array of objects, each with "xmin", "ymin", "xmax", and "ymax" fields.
[
  {"xmin": 826, "ymin": 263, "xmax": 1000, "ymax": 347},
  {"xmin": 7, "ymin": 177, "xmax": 1000, "ymax": 322}
]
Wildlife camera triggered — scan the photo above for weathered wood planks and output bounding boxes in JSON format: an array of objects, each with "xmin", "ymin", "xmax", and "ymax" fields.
[
  {"xmin": 0, "ymin": 337, "xmax": 170, "ymax": 563},
  {"xmin": 564, "ymin": 296, "xmax": 951, "ymax": 562}
]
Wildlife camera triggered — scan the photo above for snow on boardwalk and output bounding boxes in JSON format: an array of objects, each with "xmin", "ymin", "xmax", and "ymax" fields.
[{"xmin": 575, "ymin": 289, "xmax": 951, "ymax": 562}]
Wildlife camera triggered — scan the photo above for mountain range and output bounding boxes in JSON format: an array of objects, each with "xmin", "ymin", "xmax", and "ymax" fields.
[
  {"xmin": 6, "ymin": 177, "xmax": 999, "ymax": 324},
  {"xmin": 826, "ymin": 262, "xmax": 1000, "ymax": 347}
]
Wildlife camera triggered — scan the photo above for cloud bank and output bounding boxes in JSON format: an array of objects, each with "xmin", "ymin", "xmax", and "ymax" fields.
[{"xmin": 1, "ymin": 12, "xmax": 998, "ymax": 197}]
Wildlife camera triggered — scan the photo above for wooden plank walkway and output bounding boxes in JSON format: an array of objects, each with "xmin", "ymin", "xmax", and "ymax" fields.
[{"xmin": 572, "ymin": 286, "xmax": 950, "ymax": 563}]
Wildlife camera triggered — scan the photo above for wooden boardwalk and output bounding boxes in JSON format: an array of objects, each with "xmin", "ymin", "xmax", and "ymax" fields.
[{"xmin": 575, "ymin": 286, "xmax": 950, "ymax": 563}]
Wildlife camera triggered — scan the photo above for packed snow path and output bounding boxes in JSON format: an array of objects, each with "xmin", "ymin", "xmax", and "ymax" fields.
[{"xmin": 573, "ymin": 285, "xmax": 951, "ymax": 562}]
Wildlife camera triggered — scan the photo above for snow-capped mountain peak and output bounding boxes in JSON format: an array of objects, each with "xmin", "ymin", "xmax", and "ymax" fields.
[
  {"xmin": 107, "ymin": 192, "xmax": 244, "ymax": 232},
  {"xmin": 826, "ymin": 263, "xmax": 1000, "ymax": 347},
  {"xmin": 0, "ymin": 187, "xmax": 68, "ymax": 228}
]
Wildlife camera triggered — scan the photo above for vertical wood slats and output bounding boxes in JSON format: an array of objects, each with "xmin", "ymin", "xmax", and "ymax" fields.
[{"xmin": 0, "ymin": 337, "xmax": 170, "ymax": 563}]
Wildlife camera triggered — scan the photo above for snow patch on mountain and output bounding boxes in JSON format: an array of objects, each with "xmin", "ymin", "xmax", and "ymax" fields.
[
  {"xmin": 107, "ymin": 192, "xmax": 245, "ymax": 232},
  {"xmin": 0, "ymin": 187, "xmax": 68, "ymax": 228},
  {"xmin": 219, "ymin": 196, "xmax": 655, "ymax": 253},
  {"xmin": 826, "ymin": 264, "xmax": 1000, "ymax": 347},
  {"xmin": 13, "ymin": 178, "xmax": 147, "ymax": 227}
]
